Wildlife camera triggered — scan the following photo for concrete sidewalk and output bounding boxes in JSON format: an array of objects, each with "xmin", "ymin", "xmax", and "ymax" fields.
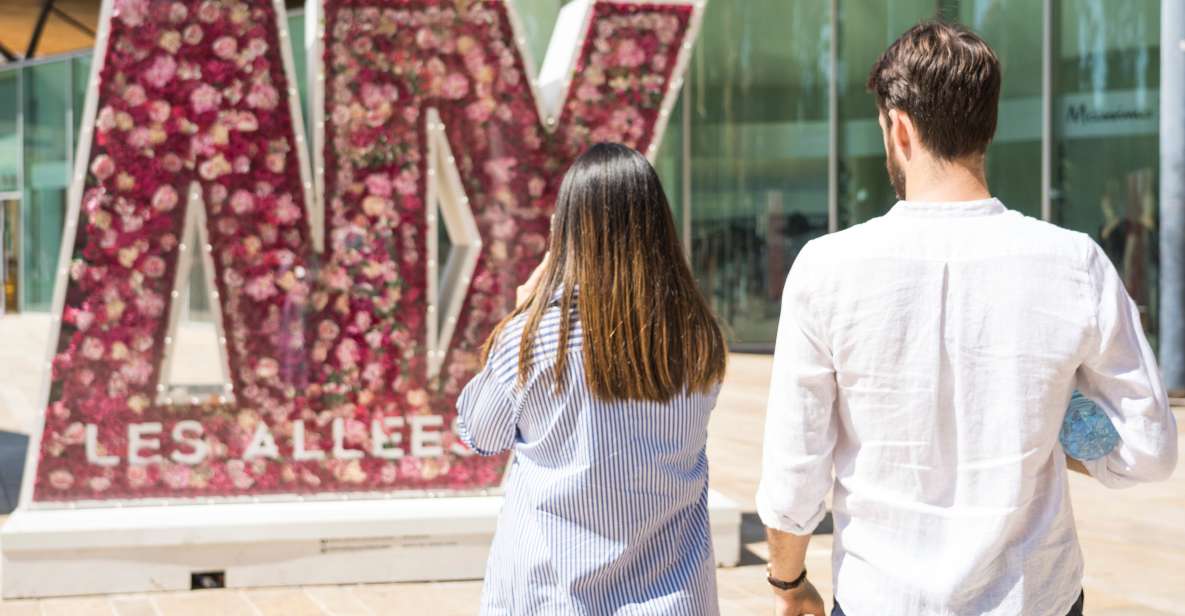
[{"xmin": 0, "ymin": 320, "xmax": 1180, "ymax": 614}]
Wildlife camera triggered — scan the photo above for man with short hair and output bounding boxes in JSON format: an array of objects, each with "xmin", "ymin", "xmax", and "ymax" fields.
[{"xmin": 757, "ymin": 21, "xmax": 1178, "ymax": 616}]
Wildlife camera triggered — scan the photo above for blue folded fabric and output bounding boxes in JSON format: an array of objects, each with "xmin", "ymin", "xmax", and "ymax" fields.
[{"xmin": 1060, "ymin": 391, "xmax": 1120, "ymax": 461}]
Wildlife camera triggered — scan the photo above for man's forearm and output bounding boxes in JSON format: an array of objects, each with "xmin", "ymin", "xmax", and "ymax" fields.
[{"xmin": 766, "ymin": 527, "xmax": 812, "ymax": 580}]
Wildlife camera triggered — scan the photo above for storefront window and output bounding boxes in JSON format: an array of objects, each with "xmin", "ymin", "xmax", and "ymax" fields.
[
  {"xmin": 22, "ymin": 61, "xmax": 71, "ymax": 312},
  {"xmin": 837, "ymin": 0, "xmax": 935, "ymax": 227},
  {"xmin": 941, "ymin": 0, "xmax": 1044, "ymax": 217},
  {"xmin": 0, "ymin": 69, "xmax": 18, "ymax": 193},
  {"xmin": 689, "ymin": 0, "xmax": 831, "ymax": 347},
  {"xmin": 1053, "ymin": 0, "xmax": 1160, "ymax": 344}
]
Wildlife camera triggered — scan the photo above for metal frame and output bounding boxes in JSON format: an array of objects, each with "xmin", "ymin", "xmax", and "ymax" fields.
[
  {"xmin": 828, "ymin": 0, "xmax": 839, "ymax": 233},
  {"xmin": 1041, "ymin": 0, "xmax": 1053, "ymax": 222}
]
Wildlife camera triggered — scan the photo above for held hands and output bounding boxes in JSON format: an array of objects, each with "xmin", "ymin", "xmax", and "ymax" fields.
[
  {"xmin": 516, "ymin": 252, "xmax": 550, "ymax": 308},
  {"xmin": 773, "ymin": 578, "xmax": 825, "ymax": 616}
]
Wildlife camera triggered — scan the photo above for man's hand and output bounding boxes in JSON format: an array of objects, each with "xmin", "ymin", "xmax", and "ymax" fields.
[
  {"xmin": 766, "ymin": 527, "xmax": 824, "ymax": 615},
  {"xmin": 773, "ymin": 578, "xmax": 825, "ymax": 616},
  {"xmin": 516, "ymin": 252, "xmax": 550, "ymax": 308}
]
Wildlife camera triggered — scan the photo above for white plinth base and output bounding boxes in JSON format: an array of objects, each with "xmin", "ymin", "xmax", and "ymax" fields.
[{"xmin": 0, "ymin": 491, "xmax": 740, "ymax": 599}]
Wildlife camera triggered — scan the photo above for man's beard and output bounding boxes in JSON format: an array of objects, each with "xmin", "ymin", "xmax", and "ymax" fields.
[{"xmin": 886, "ymin": 141, "xmax": 907, "ymax": 199}]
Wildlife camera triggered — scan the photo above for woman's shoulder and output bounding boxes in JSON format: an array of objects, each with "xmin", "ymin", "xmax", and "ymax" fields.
[{"xmin": 487, "ymin": 304, "xmax": 579, "ymax": 381}]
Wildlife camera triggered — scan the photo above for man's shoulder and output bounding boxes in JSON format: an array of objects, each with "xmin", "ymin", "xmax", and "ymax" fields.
[{"xmin": 801, "ymin": 206, "xmax": 1098, "ymax": 264}]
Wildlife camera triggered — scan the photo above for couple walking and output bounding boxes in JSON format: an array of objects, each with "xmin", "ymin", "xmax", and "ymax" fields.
[{"xmin": 455, "ymin": 21, "xmax": 1178, "ymax": 616}]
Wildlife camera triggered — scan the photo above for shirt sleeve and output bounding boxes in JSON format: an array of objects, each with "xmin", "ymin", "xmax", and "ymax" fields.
[
  {"xmin": 756, "ymin": 243, "xmax": 838, "ymax": 535},
  {"xmin": 1077, "ymin": 241, "xmax": 1178, "ymax": 488},
  {"xmin": 455, "ymin": 326, "xmax": 524, "ymax": 457}
]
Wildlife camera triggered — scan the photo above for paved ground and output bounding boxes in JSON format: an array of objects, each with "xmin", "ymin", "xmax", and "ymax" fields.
[{"xmin": 0, "ymin": 317, "xmax": 1181, "ymax": 614}]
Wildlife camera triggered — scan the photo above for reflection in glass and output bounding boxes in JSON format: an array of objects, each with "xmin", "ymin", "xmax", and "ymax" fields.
[
  {"xmin": 837, "ymin": 0, "xmax": 935, "ymax": 228},
  {"xmin": 939, "ymin": 0, "xmax": 1043, "ymax": 217},
  {"xmin": 22, "ymin": 61, "xmax": 71, "ymax": 312},
  {"xmin": 1053, "ymin": 0, "xmax": 1160, "ymax": 344},
  {"xmin": 0, "ymin": 70, "xmax": 18, "ymax": 193},
  {"xmin": 689, "ymin": 0, "xmax": 830, "ymax": 347}
]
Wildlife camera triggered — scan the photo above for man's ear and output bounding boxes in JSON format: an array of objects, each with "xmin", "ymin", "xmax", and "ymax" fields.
[{"xmin": 890, "ymin": 109, "xmax": 916, "ymax": 161}]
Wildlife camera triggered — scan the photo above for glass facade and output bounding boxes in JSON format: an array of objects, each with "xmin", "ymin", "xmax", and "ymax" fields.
[
  {"xmin": 1053, "ymin": 0, "xmax": 1161, "ymax": 346},
  {"xmin": 0, "ymin": 1, "xmax": 1168, "ymax": 350}
]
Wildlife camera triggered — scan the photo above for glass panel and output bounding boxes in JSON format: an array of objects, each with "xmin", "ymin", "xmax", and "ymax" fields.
[
  {"xmin": 22, "ymin": 60, "xmax": 72, "ymax": 312},
  {"xmin": 1053, "ymin": 0, "xmax": 1160, "ymax": 344},
  {"xmin": 653, "ymin": 90, "xmax": 684, "ymax": 235},
  {"xmin": 837, "ymin": 0, "xmax": 936, "ymax": 228},
  {"xmin": 3, "ymin": 199, "xmax": 20, "ymax": 313},
  {"xmin": 288, "ymin": 12, "xmax": 310, "ymax": 137},
  {"xmin": 0, "ymin": 69, "xmax": 18, "ymax": 193},
  {"xmin": 940, "ymin": 0, "xmax": 1044, "ymax": 217},
  {"xmin": 689, "ymin": 0, "xmax": 831, "ymax": 347},
  {"xmin": 73, "ymin": 56, "xmax": 92, "ymax": 136}
]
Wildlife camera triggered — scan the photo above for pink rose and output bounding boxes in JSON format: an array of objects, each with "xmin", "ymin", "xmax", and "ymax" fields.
[
  {"xmin": 191, "ymin": 84, "xmax": 222, "ymax": 114},
  {"xmin": 256, "ymin": 357, "xmax": 280, "ymax": 379},
  {"xmin": 230, "ymin": 189, "xmax": 254, "ymax": 214},
  {"xmin": 274, "ymin": 195, "xmax": 301, "ymax": 224},
  {"xmin": 246, "ymin": 83, "xmax": 279, "ymax": 111},
  {"xmin": 394, "ymin": 170, "xmax": 418, "ymax": 196},
  {"xmin": 96, "ymin": 106, "xmax": 116, "ymax": 132},
  {"xmin": 442, "ymin": 73, "xmax": 469, "ymax": 99},
  {"xmin": 49, "ymin": 470, "xmax": 74, "ymax": 490},
  {"xmin": 616, "ymin": 39, "xmax": 646, "ymax": 68},
  {"xmin": 127, "ymin": 465, "xmax": 149, "ymax": 488},
  {"xmin": 90, "ymin": 155, "xmax": 115, "ymax": 180},
  {"xmin": 245, "ymin": 274, "xmax": 277, "ymax": 301},
  {"xmin": 143, "ymin": 256, "xmax": 166, "ymax": 278},
  {"xmin": 121, "ymin": 358, "xmax": 153, "ymax": 384},
  {"xmin": 63, "ymin": 422, "xmax": 86, "ymax": 445},
  {"xmin": 406, "ymin": 389, "xmax": 428, "ymax": 407},
  {"xmin": 143, "ymin": 56, "xmax": 177, "ymax": 89},
  {"xmin": 123, "ymin": 84, "xmax": 147, "ymax": 107},
  {"xmin": 335, "ymin": 338, "xmax": 360, "ymax": 368},
  {"xmin": 114, "ymin": 0, "xmax": 148, "ymax": 27},
  {"xmin": 366, "ymin": 174, "xmax": 393, "ymax": 198},
  {"xmin": 168, "ymin": 2, "xmax": 187, "ymax": 22},
  {"xmin": 528, "ymin": 176, "xmax": 546, "ymax": 198},
  {"xmin": 212, "ymin": 36, "xmax": 238, "ymax": 60},
  {"xmin": 153, "ymin": 185, "xmax": 179, "ymax": 212},
  {"xmin": 81, "ymin": 337, "xmax": 105, "ymax": 360},
  {"xmin": 197, "ymin": 0, "xmax": 220, "ymax": 23},
  {"xmin": 89, "ymin": 476, "xmax": 112, "ymax": 492},
  {"xmin": 183, "ymin": 24, "xmax": 203, "ymax": 46},
  {"xmin": 318, "ymin": 320, "xmax": 340, "ymax": 340},
  {"xmin": 466, "ymin": 99, "xmax": 495, "ymax": 124},
  {"xmin": 483, "ymin": 157, "xmax": 517, "ymax": 185},
  {"xmin": 148, "ymin": 100, "xmax": 171, "ymax": 124}
]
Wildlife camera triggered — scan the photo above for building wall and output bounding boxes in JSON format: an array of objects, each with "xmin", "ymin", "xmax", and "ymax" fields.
[{"xmin": 0, "ymin": 1, "xmax": 1170, "ymax": 356}]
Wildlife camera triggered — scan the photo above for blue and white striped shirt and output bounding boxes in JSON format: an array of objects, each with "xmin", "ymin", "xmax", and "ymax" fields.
[{"xmin": 457, "ymin": 291, "xmax": 721, "ymax": 615}]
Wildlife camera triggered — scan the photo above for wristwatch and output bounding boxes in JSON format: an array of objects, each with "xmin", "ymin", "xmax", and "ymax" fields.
[{"xmin": 766, "ymin": 566, "xmax": 808, "ymax": 591}]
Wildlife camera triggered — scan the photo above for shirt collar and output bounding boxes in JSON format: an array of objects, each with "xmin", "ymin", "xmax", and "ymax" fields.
[{"xmin": 888, "ymin": 197, "xmax": 1006, "ymax": 218}]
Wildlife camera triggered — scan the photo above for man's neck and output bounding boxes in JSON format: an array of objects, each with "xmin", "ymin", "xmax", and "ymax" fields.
[{"xmin": 904, "ymin": 158, "xmax": 992, "ymax": 203}]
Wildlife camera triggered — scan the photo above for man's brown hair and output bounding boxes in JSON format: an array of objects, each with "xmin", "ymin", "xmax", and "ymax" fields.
[{"xmin": 867, "ymin": 21, "xmax": 1002, "ymax": 160}]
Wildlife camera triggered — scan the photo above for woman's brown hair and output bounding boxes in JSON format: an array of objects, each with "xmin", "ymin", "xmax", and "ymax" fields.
[{"xmin": 481, "ymin": 143, "xmax": 726, "ymax": 402}]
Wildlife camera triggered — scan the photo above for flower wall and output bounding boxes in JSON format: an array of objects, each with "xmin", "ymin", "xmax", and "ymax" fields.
[{"xmin": 32, "ymin": 0, "xmax": 698, "ymax": 503}]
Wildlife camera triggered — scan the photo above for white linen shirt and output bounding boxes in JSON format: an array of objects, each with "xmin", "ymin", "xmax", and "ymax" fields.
[{"xmin": 757, "ymin": 198, "xmax": 1178, "ymax": 616}]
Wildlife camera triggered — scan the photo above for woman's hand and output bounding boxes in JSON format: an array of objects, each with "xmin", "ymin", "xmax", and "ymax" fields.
[{"xmin": 516, "ymin": 252, "xmax": 550, "ymax": 308}]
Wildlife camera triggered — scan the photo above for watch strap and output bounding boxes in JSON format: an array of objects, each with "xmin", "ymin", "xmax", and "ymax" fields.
[{"xmin": 766, "ymin": 566, "xmax": 808, "ymax": 591}]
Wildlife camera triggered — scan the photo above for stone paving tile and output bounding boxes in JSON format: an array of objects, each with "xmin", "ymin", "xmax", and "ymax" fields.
[
  {"xmin": 0, "ymin": 601, "xmax": 41, "ymax": 616},
  {"xmin": 303, "ymin": 585, "xmax": 375, "ymax": 616},
  {"xmin": 38, "ymin": 597, "xmax": 114, "ymax": 616},
  {"xmin": 111, "ymin": 596, "xmax": 160, "ymax": 616},
  {"xmin": 151, "ymin": 589, "xmax": 257, "ymax": 616},
  {"xmin": 244, "ymin": 588, "xmax": 324, "ymax": 616}
]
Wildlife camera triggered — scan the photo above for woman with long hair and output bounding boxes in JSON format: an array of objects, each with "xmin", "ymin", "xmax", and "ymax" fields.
[{"xmin": 457, "ymin": 143, "xmax": 728, "ymax": 614}]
